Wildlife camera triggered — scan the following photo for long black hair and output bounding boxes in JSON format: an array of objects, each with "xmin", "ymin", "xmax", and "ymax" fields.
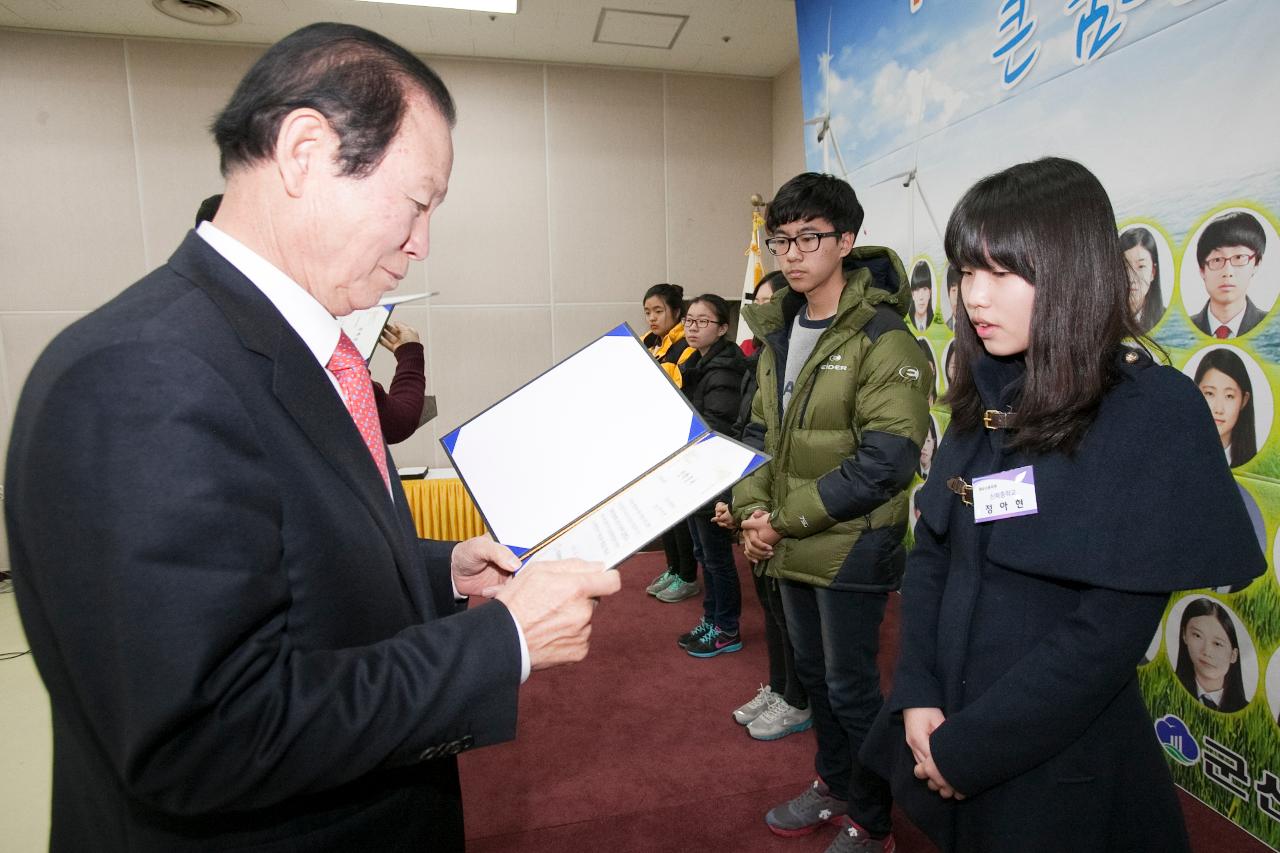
[
  {"xmin": 1194, "ymin": 348, "xmax": 1258, "ymax": 467},
  {"xmin": 1119, "ymin": 227, "xmax": 1166, "ymax": 334},
  {"xmin": 1176, "ymin": 597, "xmax": 1248, "ymax": 713},
  {"xmin": 943, "ymin": 157, "xmax": 1145, "ymax": 454}
]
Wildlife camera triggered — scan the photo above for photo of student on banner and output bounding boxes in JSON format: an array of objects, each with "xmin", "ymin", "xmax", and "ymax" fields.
[
  {"xmin": 1264, "ymin": 645, "xmax": 1280, "ymax": 727},
  {"xmin": 917, "ymin": 337, "xmax": 938, "ymax": 405},
  {"xmin": 1184, "ymin": 345, "xmax": 1272, "ymax": 469},
  {"xmin": 941, "ymin": 340, "xmax": 956, "ymax": 391},
  {"xmin": 1182, "ymin": 208, "xmax": 1277, "ymax": 339},
  {"xmin": 1119, "ymin": 224, "xmax": 1169, "ymax": 335},
  {"xmin": 1168, "ymin": 596, "xmax": 1256, "ymax": 713},
  {"xmin": 1139, "ymin": 621, "xmax": 1162, "ymax": 667},
  {"xmin": 1213, "ymin": 484, "xmax": 1267, "ymax": 594},
  {"xmin": 1274, "ymin": 527, "xmax": 1280, "ymax": 593},
  {"xmin": 942, "ymin": 265, "xmax": 960, "ymax": 331},
  {"xmin": 909, "ymin": 260, "xmax": 935, "ymax": 331},
  {"xmin": 918, "ymin": 415, "xmax": 938, "ymax": 481}
]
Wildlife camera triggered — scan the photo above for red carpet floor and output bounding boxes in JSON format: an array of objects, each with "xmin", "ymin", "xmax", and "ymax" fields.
[{"xmin": 460, "ymin": 549, "xmax": 1269, "ymax": 852}]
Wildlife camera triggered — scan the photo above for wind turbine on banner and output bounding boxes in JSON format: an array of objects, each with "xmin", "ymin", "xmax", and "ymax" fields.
[
  {"xmin": 804, "ymin": 11, "xmax": 849, "ymax": 178},
  {"xmin": 871, "ymin": 75, "xmax": 944, "ymax": 251}
]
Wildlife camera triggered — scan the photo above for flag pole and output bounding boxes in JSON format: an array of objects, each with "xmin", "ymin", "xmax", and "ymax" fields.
[{"xmin": 736, "ymin": 195, "xmax": 768, "ymax": 347}]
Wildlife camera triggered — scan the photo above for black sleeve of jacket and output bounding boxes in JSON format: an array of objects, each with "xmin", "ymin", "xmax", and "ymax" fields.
[
  {"xmin": 698, "ymin": 370, "xmax": 744, "ymax": 435},
  {"xmin": 732, "ymin": 373, "xmax": 758, "ymax": 441},
  {"xmin": 816, "ymin": 430, "xmax": 919, "ymax": 522}
]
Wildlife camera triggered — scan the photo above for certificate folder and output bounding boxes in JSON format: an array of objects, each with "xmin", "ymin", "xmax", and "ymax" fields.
[
  {"xmin": 338, "ymin": 292, "xmax": 436, "ymax": 361},
  {"xmin": 440, "ymin": 323, "xmax": 769, "ymax": 569}
]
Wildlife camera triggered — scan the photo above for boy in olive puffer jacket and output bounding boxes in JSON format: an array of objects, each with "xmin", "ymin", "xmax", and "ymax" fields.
[{"xmin": 734, "ymin": 173, "xmax": 931, "ymax": 853}]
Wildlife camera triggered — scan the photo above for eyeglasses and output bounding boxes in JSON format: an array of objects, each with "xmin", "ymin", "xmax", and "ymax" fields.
[
  {"xmin": 683, "ymin": 317, "xmax": 723, "ymax": 329},
  {"xmin": 764, "ymin": 231, "xmax": 841, "ymax": 256},
  {"xmin": 1204, "ymin": 252, "xmax": 1257, "ymax": 271}
]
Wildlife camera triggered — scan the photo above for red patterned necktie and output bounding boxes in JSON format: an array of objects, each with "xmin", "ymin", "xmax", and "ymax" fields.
[
  {"xmin": 1214, "ymin": 325, "xmax": 1231, "ymax": 339},
  {"xmin": 327, "ymin": 332, "xmax": 390, "ymax": 489}
]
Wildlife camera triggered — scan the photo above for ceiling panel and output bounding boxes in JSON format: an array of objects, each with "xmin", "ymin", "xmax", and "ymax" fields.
[{"xmin": 0, "ymin": 0, "xmax": 799, "ymax": 78}]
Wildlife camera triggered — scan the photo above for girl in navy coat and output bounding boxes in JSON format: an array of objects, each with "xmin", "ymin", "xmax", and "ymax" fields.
[{"xmin": 863, "ymin": 158, "xmax": 1266, "ymax": 852}]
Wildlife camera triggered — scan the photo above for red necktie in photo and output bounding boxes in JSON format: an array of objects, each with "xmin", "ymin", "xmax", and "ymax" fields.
[
  {"xmin": 1214, "ymin": 325, "xmax": 1231, "ymax": 339},
  {"xmin": 327, "ymin": 332, "xmax": 391, "ymax": 489}
]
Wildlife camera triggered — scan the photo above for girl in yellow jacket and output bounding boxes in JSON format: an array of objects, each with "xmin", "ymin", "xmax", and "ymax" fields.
[{"xmin": 640, "ymin": 283, "xmax": 699, "ymax": 602}]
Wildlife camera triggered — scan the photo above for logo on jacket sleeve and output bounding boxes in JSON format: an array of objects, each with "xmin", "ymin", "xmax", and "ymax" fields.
[{"xmin": 899, "ymin": 366, "xmax": 922, "ymax": 382}]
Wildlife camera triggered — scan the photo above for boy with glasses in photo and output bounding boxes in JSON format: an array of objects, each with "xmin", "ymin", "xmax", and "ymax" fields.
[
  {"xmin": 1191, "ymin": 211, "xmax": 1268, "ymax": 338},
  {"xmin": 733, "ymin": 173, "xmax": 931, "ymax": 853}
]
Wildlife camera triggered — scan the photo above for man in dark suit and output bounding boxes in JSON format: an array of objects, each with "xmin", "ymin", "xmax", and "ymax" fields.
[
  {"xmin": 5, "ymin": 23, "xmax": 619, "ymax": 852},
  {"xmin": 1189, "ymin": 210, "xmax": 1269, "ymax": 338}
]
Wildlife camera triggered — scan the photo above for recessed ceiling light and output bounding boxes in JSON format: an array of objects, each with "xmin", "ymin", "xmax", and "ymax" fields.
[
  {"xmin": 151, "ymin": 0, "xmax": 241, "ymax": 26},
  {"xmin": 350, "ymin": 0, "xmax": 519, "ymax": 11}
]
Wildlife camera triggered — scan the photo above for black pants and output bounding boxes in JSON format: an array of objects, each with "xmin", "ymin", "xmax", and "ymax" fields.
[
  {"xmin": 660, "ymin": 522, "xmax": 697, "ymax": 583},
  {"xmin": 780, "ymin": 580, "xmax": 892, "ymax": 837},
  {"xmin": 752, "ymin": 570, "xmax": 806, "ymax": 709}
]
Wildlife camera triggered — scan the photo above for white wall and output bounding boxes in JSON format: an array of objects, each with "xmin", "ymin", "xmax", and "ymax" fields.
[{"xmin": 771, "ymin": 59, "xmax": 807, "ymax": 192}]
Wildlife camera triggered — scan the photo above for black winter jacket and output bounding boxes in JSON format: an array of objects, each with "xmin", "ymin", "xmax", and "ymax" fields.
[
  {"xmin": 680, "ymin": 338, "xmax": 749, "ymax": 513},
  {"xmin": 679, "ymin": 338, "xmax": 749, "ymax": 436}
]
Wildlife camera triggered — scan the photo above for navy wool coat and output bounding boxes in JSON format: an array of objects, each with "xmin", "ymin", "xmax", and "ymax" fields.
[{"xmin": 862, "ymin": 348, "xmax": 1265, "ymax": 852}]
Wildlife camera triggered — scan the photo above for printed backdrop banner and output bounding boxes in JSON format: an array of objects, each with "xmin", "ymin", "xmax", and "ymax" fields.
[{"xmin": 794, "ymin": 0, "xmax": 1280, "ymax": 845}]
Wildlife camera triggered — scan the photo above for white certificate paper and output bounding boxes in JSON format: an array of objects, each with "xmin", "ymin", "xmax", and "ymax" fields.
[
  {"xmin": 441, "ymin": 324, "xmax": 768, "ymax": 566},
  {"xmin": 525, "ymin": 434, "xmax": 759, "ymax": 569},
  {"xmin": 338, "ymin": 292, "xmax": 435, "ymax": 360}
]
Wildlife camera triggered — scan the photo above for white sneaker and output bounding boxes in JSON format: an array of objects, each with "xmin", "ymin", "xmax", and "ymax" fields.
[
  {"xmin": 732, "ymin": 685, "xmax": 774, "ymax": 725},
  {"xmin": 748, "ymin": 696, "xmax": 813, "ymax": 741}
]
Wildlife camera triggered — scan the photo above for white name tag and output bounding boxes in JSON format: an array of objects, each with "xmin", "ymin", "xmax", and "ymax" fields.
[{"xmin": 972, "ymin": 465, "xmax": 1039, "ymax": 523}]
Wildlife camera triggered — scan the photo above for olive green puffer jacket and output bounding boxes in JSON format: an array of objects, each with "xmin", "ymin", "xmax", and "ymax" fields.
[{"xmin": 732, "ymin": 245, "xmax": 931, "ymax": 591}]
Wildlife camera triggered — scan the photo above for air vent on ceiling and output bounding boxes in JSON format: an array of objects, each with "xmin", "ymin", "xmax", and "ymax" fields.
[
  {"xmin": 594, "ymin": 8, "xmax": 688, "ymax": 50},
  {"xmin": 152, "ymin": 0, "xmax": 241, "ymax": 27}
]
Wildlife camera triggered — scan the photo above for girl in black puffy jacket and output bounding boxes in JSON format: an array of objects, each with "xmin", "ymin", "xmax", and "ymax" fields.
[{"xmin": 675, "ymin": 294, "xmax": 748, "ymax": 658}]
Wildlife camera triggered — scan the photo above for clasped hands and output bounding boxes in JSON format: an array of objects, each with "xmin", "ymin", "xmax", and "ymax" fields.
[
  {"xmin": 450, "ymin": 536, "xmax": 619, "ymax": 671},
  {"xmin": 711, "ymin": 502, "xmax": 779, "ymax": 562},
  {"xmin": 903, "ymin": 707, "xmax": 965, "ymax": 801},
  {"xmin": 739, "ymin": 509, "xmax": 781, "ymax": 562}
]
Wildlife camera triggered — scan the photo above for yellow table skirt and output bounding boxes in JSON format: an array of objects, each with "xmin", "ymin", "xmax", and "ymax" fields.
[{"xmin": 401, "ymin": 477, "xmax": 486, "ymax": 541}]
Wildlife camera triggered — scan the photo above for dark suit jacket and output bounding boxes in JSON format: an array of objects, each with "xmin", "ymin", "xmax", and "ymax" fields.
[
  {"xmin": 6, "ymin": 233, "xmax": 521, "ymax": 851},
  {"xmin": 1190, "ymin": 296, "xmax": 1268, "ymax": 337}
]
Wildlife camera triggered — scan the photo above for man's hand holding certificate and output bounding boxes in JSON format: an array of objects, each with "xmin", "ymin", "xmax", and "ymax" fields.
[{"xmin": 448, "ymin": 537, "xmax": 616, "ymax": 671}]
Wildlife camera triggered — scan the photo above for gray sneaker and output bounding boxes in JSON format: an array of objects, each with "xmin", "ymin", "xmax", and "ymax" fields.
[
  {"xmin": 645, "ymin": 570, "xmax": 678, "ymax": 596},
  {"xmin": 747, "ymin": 696, "xmax": 813, "ymax": 740},
  {"xmin": 824, "ymin": 816, "xmax": 895, "ymax": 852},
  {"xmin": 765, "ymin": 780, "xmax": 847, "ymax": 837},
  {"xmin": 655, "ymin": 577, "xmax": 700, "ymax": 603},
  {"xmin": 732, "ymin": 685, "xmax": 774, "ymax": 725}
]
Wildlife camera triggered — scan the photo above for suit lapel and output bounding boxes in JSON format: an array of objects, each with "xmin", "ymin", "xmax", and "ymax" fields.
[{"xmin": 169, "ymin": 233, "xmax": 432, "ymax": 619}]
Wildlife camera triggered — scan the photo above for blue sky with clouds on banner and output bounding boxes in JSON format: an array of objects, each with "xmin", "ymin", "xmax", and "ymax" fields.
[
  {"xmin": 796, "ymin": 0, "xmax": 1231, "ymax": 177},
  {"xmin": 792, "ymin": 0, "xmax": 1278, "ymax": 267}
]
